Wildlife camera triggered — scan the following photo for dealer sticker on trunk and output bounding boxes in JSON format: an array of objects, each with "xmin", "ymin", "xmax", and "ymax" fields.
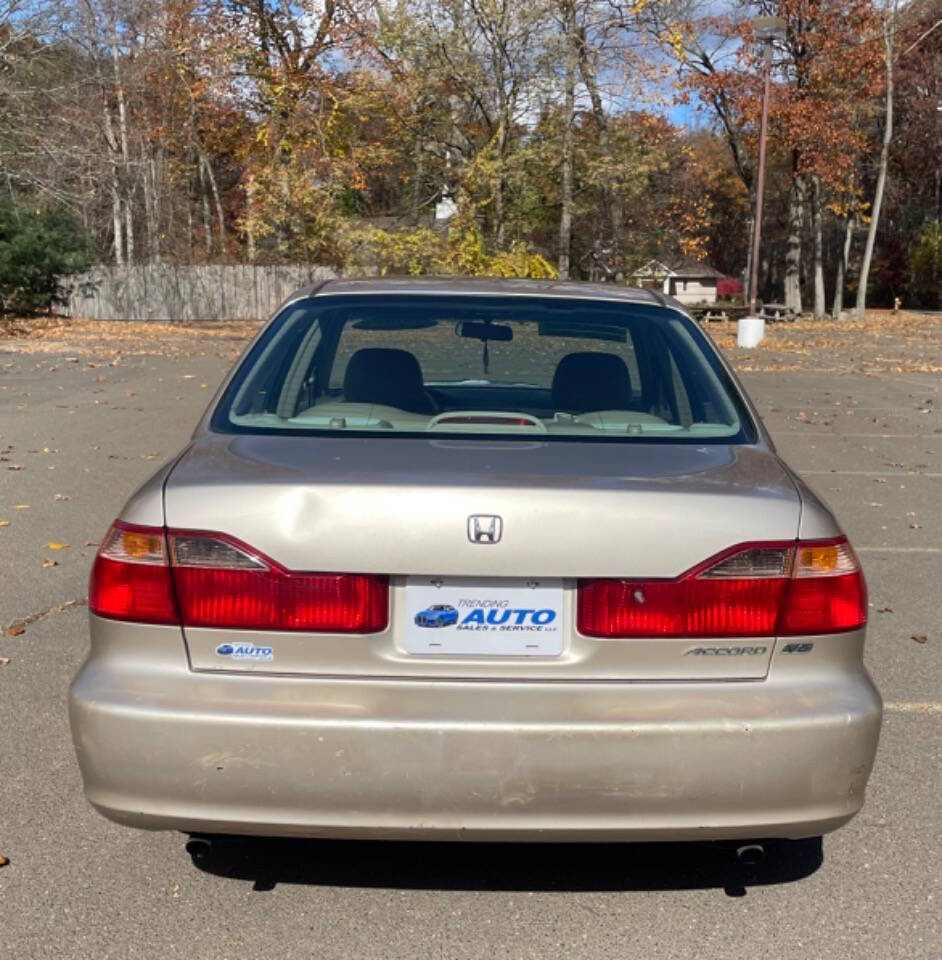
[{"xmin": 403, "ymin": 577, "xmax": 565, "ymax": 657}]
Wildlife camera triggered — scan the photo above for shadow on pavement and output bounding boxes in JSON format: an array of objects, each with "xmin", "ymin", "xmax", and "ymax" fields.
[{"xmin": 188, "ymin": 835, "xmax": 823, "ymax": 897}]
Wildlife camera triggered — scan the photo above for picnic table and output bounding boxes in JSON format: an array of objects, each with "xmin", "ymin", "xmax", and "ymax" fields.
[
  {"xmin": 690, "ymin": 303, "xmax": 801, "ymax": 323},
  {"xmin": 688, "ymin": 304, "xmax": 752, "ymax": 322},
  {"xmin": 759, "ymin": 302, "xmax": 800, "ymax": 322}
]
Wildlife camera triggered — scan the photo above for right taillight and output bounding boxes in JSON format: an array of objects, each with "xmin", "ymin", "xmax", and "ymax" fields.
[
  {"xmin": 89, "ymin": 522, "xmax": 388, "ymax": 633},
  {"xmin": 577, "ymin": 537, "xmax": 866, "ymax": 639},
  {"xmin": 780, "ymin": 538, "xmax": 867, "ymax": 635}
]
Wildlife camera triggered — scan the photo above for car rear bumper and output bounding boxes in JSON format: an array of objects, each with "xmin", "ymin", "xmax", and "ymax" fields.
[{"xmin": 69, "ymin": 623, "xmax": 882, "ymax": 842}]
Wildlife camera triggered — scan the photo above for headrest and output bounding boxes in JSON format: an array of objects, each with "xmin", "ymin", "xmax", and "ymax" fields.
[
  {"xmin": 551, "ymin": 351, "xmax": 632, "ymax": 413},
  {"xmin": 343, "ymin": 348, "xmax": 437, "ymax": 415}
]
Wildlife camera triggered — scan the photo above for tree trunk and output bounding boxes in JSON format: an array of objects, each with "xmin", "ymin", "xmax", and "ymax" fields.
[
  {"xmin": 110, "ymin": 26, "xmax": 134, "ymax": 265},
  {"xmin": 411, "ymin": 134, "xmax": 424, "ymax": 225},
  {"xmin": 111, "ymin": 182, "xmax": 124, "ymax": 267},
  {"xmin": 812, "ymin": 176, "xmax": 826, "ymax": 319},
  {"xmin": 152, "ymin": 156, "xmax": 162, "ymax": 263},
  {"xmin": 245, "ymin": 174, "xmax": 256, "ymax": 263},
  {"xmin": 201, "ymin": 152, "xmax": 226, "ymax": 253},
  {"xmin": 832, "ymin": 214, "xmax": 854, "ymax": 318},
  {"xmin": 99, "ymin": 88, "xmax": 123, "ymax": 264},
  {"xmin": 557, "ymin": 5, "xmax": 576, "ymax": 280},
  {"xmin": 784, "ymin": 172, "xmax": 805, "ymax": 313},
  {"xmin": 577, "ymin": 27, "xmax": 621, "ymax": 278},
  {"xmin": 856, "ymin": 2, "xmax": 896, "ymax": 318},
  {"xmin": 123, "ymin": 196, "xmax": 134, "ymax": 265},
  {"xmin": 198, "ymin": 158, "xmax": 212, "ymax": 255},
  {"xmin": 142, "ymin": 151, "xmax": 161, "ymax": 264},
  {"xmin": 142, "ymin": 157, "xmax": 154, "ymax": 262},
  {"xmin": 494, "ymin": 119, "xmax": 507, "ymax": 248}
]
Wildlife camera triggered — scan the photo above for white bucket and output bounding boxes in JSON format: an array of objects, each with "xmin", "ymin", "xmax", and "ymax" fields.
[{"xmin": 737, "ymin": 314, "xmax": 765, "ymax": 348}]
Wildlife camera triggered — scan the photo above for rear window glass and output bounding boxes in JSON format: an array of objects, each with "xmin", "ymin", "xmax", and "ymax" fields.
[{"xmin": 214, "ymin": 294, "xmax": 755, "ymax": 443}]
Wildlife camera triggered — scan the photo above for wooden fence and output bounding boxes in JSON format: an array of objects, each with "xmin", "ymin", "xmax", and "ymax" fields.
[{"xmin": 65, "ymin": 264, "xmax": 338, "ymax": 321}]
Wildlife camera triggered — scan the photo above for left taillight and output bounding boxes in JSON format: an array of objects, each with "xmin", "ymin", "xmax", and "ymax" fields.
[
  {"xmin": 89, "ymin": 522, "xmax": 179, "ymax": 625},
  {"xmin": 168, "ymin": 529, "xmax": 388, "ymax": 633},
  {"xmin": 89, "ymin": 522, "xmax": 388, "ymax": 633}
]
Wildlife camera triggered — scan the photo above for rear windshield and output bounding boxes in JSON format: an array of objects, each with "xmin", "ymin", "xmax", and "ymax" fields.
[{"xmin": 212, "ymin": 293, "xmax": 756, "ymax": 443}]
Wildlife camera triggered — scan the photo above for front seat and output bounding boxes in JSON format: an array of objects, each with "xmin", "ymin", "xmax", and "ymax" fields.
[
  {"xmin": 551, "ymin": 352, "xmax": 633, "ymax": 413},
  {"xmin": 342, "ymin": 348, "xmax": 438, "ymax": 415}
]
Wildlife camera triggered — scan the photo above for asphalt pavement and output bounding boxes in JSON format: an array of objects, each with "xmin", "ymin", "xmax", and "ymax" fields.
[{"xmin": 0, "ymin": 324, "xmax": 940, "ymax": 960}]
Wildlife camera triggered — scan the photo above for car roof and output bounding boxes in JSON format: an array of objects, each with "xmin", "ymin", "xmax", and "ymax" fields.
[{"xmin": 288, "ymin": 276, "xmax": 682, "ymax": 309}]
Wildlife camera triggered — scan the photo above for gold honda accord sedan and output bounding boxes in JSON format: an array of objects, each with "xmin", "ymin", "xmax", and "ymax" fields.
[{"xmin": 69, "ymin": 278, "xmax": 882, "ymax": 855}]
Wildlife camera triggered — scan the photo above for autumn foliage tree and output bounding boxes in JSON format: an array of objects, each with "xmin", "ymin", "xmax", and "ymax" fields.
[{"xmin": 0, "ymin": 0, "xmax": 933, "ymax": 307}]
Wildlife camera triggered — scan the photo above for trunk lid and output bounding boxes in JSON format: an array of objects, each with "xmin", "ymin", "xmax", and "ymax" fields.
[{"xmin": 164, "ymin": 435, "xmax": 800, "ymax": 681}]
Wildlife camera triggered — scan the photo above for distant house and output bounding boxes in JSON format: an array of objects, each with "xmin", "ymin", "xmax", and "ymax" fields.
[{"xmin": 631, "ymin": 257, "xmax": 725, "ymax": 305}]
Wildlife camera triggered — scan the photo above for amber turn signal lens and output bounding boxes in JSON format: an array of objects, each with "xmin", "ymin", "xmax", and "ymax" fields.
[
  {"xmin": 797, "ymin": 545, "xmax": 838, "ymax": 572},
  {"xmin": 794, "ymin": 540, "xmax": 858, "ymax": 577},
  {"xmin": 121, "ymin": 530, "xmax": 163, "ymax": 559}
]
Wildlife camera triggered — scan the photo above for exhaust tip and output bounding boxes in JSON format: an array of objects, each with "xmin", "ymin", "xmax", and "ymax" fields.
[
  {"xmin": 735, "ymin": 843, "xmax": 765, "ymax": 865},
  {"xmin": 185, "ymin": 836, "xmax": 213, "ymax": 861}
]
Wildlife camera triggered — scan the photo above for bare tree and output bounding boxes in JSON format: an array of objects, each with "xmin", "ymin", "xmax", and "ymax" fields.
[
  {"xmin": 856, "ymin": 0, "xmax": 898, "ymax": 318},
  {"xmin": 557, "ymin": 0, "xmax": 577, "ymax": 278}
]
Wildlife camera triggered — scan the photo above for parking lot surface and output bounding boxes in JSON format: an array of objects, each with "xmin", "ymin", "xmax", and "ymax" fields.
[{"xmin": 1, "ymin": 313, "xmax": 940, "ymax": 960}]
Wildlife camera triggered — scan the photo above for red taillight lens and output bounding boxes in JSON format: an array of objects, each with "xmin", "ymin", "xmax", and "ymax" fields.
[
  {"xmin": 578, "ymin": 538, "xmax": 867, "ymax": 639},
  {"xmin": 171, "ymin": 564, "xmax": 388, "ymax": 633},
  {"xmin": 578, "ymin": 576, "xmax": 789, "ymax": 638},
  {"xmin": 167, "ymin": 529, "xmax": 387, "ymax": 633},
  {"xmin": 90, "ymin": 523, "xmax": 388, "ymax": 632},
  {"xmin": 781, "ymin": 539, "xmax": 867, "ymax": 634},
  {"xmin": 89, "ymin": 523, "xmax": 178, "ymax": 625}
]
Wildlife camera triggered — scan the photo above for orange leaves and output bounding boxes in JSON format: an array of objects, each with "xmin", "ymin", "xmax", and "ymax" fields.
[{"xmin": 672, "ymin": 0, "xmax": 884, "ymax": 193}]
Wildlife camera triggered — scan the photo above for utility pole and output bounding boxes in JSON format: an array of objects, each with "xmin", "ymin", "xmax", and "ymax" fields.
[{"xmin": 747, "ymin": 17, "xmax": 786, "ymax": 316}]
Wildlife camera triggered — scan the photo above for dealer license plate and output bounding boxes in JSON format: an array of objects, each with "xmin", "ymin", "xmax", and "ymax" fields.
[{"xmin": 403, "ymin": 577, "xmax": 565, "ymax": 656}]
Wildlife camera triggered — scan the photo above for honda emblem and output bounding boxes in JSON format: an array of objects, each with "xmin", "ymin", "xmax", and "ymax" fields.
[{"xmin": 467, "ymin": 515, "xmax": 502, "ymax": 544}]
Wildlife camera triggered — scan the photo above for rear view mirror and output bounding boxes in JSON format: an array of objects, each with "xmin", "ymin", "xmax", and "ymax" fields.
[{"xmin": 457, "ymin": 321, "xmax": 513, "ymax": 342}]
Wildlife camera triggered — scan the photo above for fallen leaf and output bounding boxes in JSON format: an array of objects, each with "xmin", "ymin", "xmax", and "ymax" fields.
[
  {"xmin": 83, "ymin": 539, "xmax": 99, "ymax": 547},
  {"xmin": 54, "ymin": 494, "xmax": 71, "ymax": 501},
  {"xmin": 42, "ymin": 558, "xmax": 58, "ymax": 568},
  {"xmin": 0, "ymin": 657, "xmax": 8, "ymax": 666},
  {"xmin": 0, "ymin": 854, "xmax": 8, "ymax": 867},
  {"xmin": 911, "ymin": 634, "xmax": 928, "ymax": 644},
  {"xmin": 7, "ymin": 464, "xmax": 24, "ymax": 471},
  {"xmin": 12, "ymin": 504, "xmax": 29, "ymax": 510},
  {"xmin": 46, "ymin": 541, "xmax": 69, "ymax": 550},
  {"xmin": 0, "ymin": 520, "xmax": 9, "ymax": 527},
  {"xmin": 909, "ymin": 523, "xmax": 922, "ymax": 529},
  {"xmin": 876, "ymin": 607, "xmax": 893, "ymax": 614},
  {"xmin": 5, "ymin": 624, "xmax": 24, "ymax": 637}
]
